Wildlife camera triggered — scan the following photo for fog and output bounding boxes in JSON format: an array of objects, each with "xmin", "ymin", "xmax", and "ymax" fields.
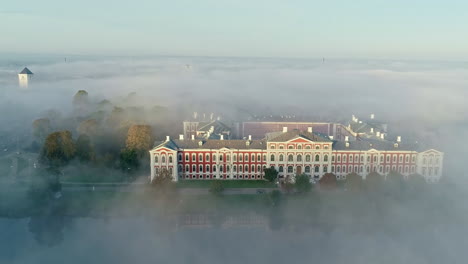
[{"xmin": 1, "ymin": 55, "xmax": 468, "ymax": 263}]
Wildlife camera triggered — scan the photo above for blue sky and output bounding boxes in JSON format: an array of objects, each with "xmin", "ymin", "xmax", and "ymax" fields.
[{"xmin": 1, "ymin": 0, "xmax": 467, "ymax": 59}]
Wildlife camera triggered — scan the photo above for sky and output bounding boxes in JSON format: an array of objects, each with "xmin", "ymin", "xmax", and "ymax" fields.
[{"xmin": 1, "ymin": 0, "xmax": 467, "ymax": 59}]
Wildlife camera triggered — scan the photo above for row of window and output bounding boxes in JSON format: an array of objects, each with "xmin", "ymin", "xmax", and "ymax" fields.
[
  {"xmin": 276, "ymin": 165, "xmax": 327, "ymax": 174},
  {"xmin": 183, "ymin": 174, "xmax": 264, "ymax": 180},
  {"xmin": 182, "ymin": 153, "xmax": 267, "ymax": 163},
  {"xmin": 180, "ymin": 164, "xmax": 268, "ymax": 174},
  {"xmin": 422, "ymin": 167, "xmax": 440, "ymax": 176},
  {"xmin": 331, "ymin": 165, "xmax": 417, "ymax": 174},
  {"xmin": 269, "ymin": 144, "xmax": 330, "ymax": 150},
  {"xmin": 154, "ymin": 155, "xmax": 173, "ymax": 164},
  {"xmin": 332, "ymin": 154, "xmax": 416, "ymax": 164},
  {"xmin": 270, "ymin": 154, "xmax": 328, "ymax": 162},
  {"xmin": 422, "ymin": 156, "xmax": 441, "ymax": 165}
]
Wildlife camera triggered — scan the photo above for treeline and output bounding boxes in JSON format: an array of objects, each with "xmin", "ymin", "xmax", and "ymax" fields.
[{"xmin": 31, "ymin": 90, "xmax": 181, "ymax": 176}]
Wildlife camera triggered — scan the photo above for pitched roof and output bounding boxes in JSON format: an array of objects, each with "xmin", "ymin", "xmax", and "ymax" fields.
[
  {"xmin": 153, "ymin": 139, "xmax": 267, "ymax": 150},
  {"xmin": 267, "ymin": 129, "xmax": 331, "ymax": 142},
  {"xmin": 19, "ymin": 67, "xmax": 33, "ymax": 74}
]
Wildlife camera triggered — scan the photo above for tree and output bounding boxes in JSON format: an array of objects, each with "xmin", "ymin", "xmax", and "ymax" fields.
[
  {"xmin": 32, "ymin": 118, "xmax": 51, "ymax": 143},
  {"xmin": 151, "ymin": 168, "xmax": 176, "ymax": 195},
  {"xmin": 319, "ymin": 173, "xmax": 338, "ymax": 190},
  {"xmin": 344, "ymin": 173, "xmax": 363, "ymax": 192},
  {"xmin": 263, "ymin": 167, "xmax": 278, "ymax": 183},
  {"xmin": 209, "ymin": 180, "xmax": 224, "ymax": 196},
  {"xmin": 77, "ymin": 119, "xmax": 99, "ymax": 136},
  {"xmin": 41, "ymin": 131, "xmax": 76, "ymax": 166},
  {"xmin": 295, "ymin": 174, "xmax": 312, "ymax": 193},
  {"xmin": 125, "ymin": 125, "xmax": 152, "ymax": 153},
  {"xmin": 119, "ymin": 148, "xmax": 139, "ymax": 172},
  {"xmin": 73, "ymin": 90, "xmax": 89, "ymax": 107},
  {"xmin": 75, "ymin": 134, "xmax": 94, "ymax": 162}
]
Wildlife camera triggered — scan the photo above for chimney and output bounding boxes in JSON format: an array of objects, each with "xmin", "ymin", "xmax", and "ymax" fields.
[
  {"xmin": 248, "ymin": 135, "xmax": 252, "ymax": 140},
  {"xmin": 376, "ymin": 131, "xmax": 381, "ymax": 137},
  {"xmin": 198, "ymin": 141, "xmax": 203, "ymax": 146},
  {"xmin": 191, "ymin": 135, "xmax": 195, "ymax": 140},
  {"xmin": 282, "ymin": 127, "xmax": 288, "ymax": 133},
  {"xmin": 179, "ymin": 135, "xmax": 184, "ymax": 140},
  {"xmin": 370, "ymin": 127, "xmax": 374, "ymax": 133},
  {"xmin": 380, "ymin": 134, "xmax": 384, "ymax": 140},
  {"xmin": 166, "ymin": 136, "xmax": 170, "ymax": 141},
  {"xmin": 329, "ymin": 136, "xmax": 334, "ymax": 140},
  {"xmin": 346, "ymin": 142, "xmax": 350, "ymax": 148},
  {"xmin": 307, "ymin": 127, "xmax": 313, "ymax": 133},
  {"xmin": 345, "ymin": 136, "xmax": 349, "ymax": 142},
  {"xmin": 397, "ymin": 136, "xmax": 401, "ymax": 143},
  {"xmin": 220, "ymin": 135, "xmax": 224, "ymax": 140},
  {"xmin": 246, "ymin": 140, "xmax": 250, "ymax": 146},
  {"xmin": 370, "ymin": 114, "xmax": 375, "ymax": 119}
]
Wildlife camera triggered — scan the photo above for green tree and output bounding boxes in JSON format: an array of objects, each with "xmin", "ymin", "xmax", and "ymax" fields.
[
  {"xmin": 344, "ymin": 173, "xmax": 363, "ymax": 192},
  {"xmin": 41, "ymin": 131, "xmax": 76, "ymax": 166},
  {"xmin": 295, "ymin": 174, "xmax": 312, "ymax": 193},
  {"xmin": 263, "ymin": 167, "xmax": 278, "ymax": 183},
  {"xmin": 32, "ymin": 118, "xmax": 51, "ymax": 143},
  {"xmin": 151, "ymin": 168, "xmax": 176, "ymax": 196},
  {"xmin": 209, "ymin": 180, "xmax": 224, "ymax": 196},
  {"xmin": 119, "ymin": 148, "xmax": 139, "ymax": 172},
  {"xmin": 75, "ymin": 134, "xmax": 94, "ymax": 162}
]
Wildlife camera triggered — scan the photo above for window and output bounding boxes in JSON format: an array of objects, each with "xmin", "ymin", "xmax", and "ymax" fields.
[
  {"xmin": 380, "ymin": 156, "xmax": 384, "ymax": 163},
  {"xmin": 306, "ymin": 145, "xmax": 311, "ymax": 149},
  {"xmin": 206, "ymin": 165, "xmax": 210, "ymax": 173},
  {"xmin": 288, "ymin": 155, "xmax": 293, "ymax": 162},
  {"xmin": 192, "ymin": 154, "xmax": 196, "ymax": 162},
  {"xmin": 162, "ymin": 156, "xmax": 166, "ymax": 163},
  {"xmin": 279, "ymin": 145, "xmax": 284, "ymax": 149},
  {"xmin": 399, "ymin": 155, "xmax": 403, "ymax": 163},
  {"xmin": 227, "ymin": 165, "xmax": 231, "ymax": 172},
  {"xmin": 405, "ymin": 156, "xmax": 409, "ymax": 163},
  {"xmin": 367, "ymin": 156, "xmax": 370, "ymax": 162},
  {"xmin": 251, "ymin": 154, "xmax": 255, "ymax": 162},
  {"xmin": 349, "ymin": 155, "xmax": 353, "ymax": 162},
  {"xmin": 323, "ymin": 166, "xmax": 328, "ymax": 173},
  {"xmin": 239, "ymin": 166, "xmax": 242, "ymax": 172},
  {"xmin": 297, "ymin": 155, "xmax": 302, "ymax": 162},
  {"xmin": 349, "ymin": 166, "xmax": 352, "ymax": 172},
  {"xmin": 257, "ymin": 165, "xmax": 261, "ymax": 172},
  {"xmin": 270, "ymin": 154, "xmax": 275, "ymax": 162},
  {"xmin": 332, "ymin": 166, "xmax": 335, "ymax": 172},
  {"xmin": 192, "ymin": 165, "xmax": 196, "ymax": 172},
  {"xmin": 233, "ymin": 155, "xmax": 237, "ymax": 162},
  {"xmin": 342, "ymin": 165, "xmax": 346, "ymax": 173},
  {"xmin": 298, "ymin": 145, "xmax": 302, "ymax": 149},
  {"xmin": 279, "ymin": 155, "xmax": 284, "ymax": 161},
  {"xmin": 343, "ymin": 155, "xmax": 347, "ymax": 162},
  {"xmin": 332, "ymin": 155, "xmax": 335, "ymax": 162},
  {"xmin": 270, "ymin": 145, "xmax": 275, "ymax": 149},
  {"xmin": 315, "ymin": 155, "xmax": 320, "ymax": 162},
  {"xmin": 393, "ymin": 155, "xmax": 397, "ymax": 162},
  {"xmin": 315, "ymin": 166, "xmax": 319, "ymax": 173},
  {"xmin": 279, "ymin": 166, "xmax": 284, "ymax": 173},
  {"xmin": 412, "ymin": 156, "xmax": 416, "ymax": 162},
  {"xmin": 245, "ymin": 165, "xmax": 249, "ymax": 172},
  {"xmin": 324, "ymin": 145, "xmax": 329, "ymax": 150},
  {"xmin": 185, "ymin": 154, "xmax": 189, "ymax": 161},
  {"xmin": 305, "ymin": 166, "xmax": 311, "ymax": 173},
  {"xmin": 213, "ymin": 165, "xmax": 217, "ymax": 172},
  {"xmin": 169, "ymin": 156, "xmax": 173, "ymax": 163},
  {"xmin": 288, "ymin": 145, "xmax": 294, "ymax": 149},
  {"xmin": 185, "ymin": 165, "xmax": 189, "ymax": 172},
  {"xmin": 379, "ymin": 166, "xmax": 383, "ymax": 173},
  {"xmin": 199, "ymin": 154, "xmax": 203, "ymax": 162},
  {"xmin": 206, "ymin": 154, "xmax": 210, "ymax": 161},
  {"xmin": 233, "ymin": 165, "xmax": 237, "ymax": 172},
  {"xmin": 155, "ymin": 156, "xmax": 159, "ymax": 163},
  {"xmin": 199, "ymin": 165, "xmax": 203, "ymax": 173},
  {"xmin": 245, "ymin": 154, "xmax": 249, "ymax": 162},
  {"xmin": 178, "ymin": 154, "xmax": 182, "ymax": 161},
  {"xmin": 315, "ymin": 145, "xmax": 320, "ymax": 150},
  {"xmin": 227, "ymin": 155, "xmax": 230, "ymax": 162},
  {"xmin": 360, "ymin": 156, "xmax": 364, "ymax": 162},
  {"xmin": 251, "ymin": 165, "xmax": 255, "ymax": 172},
  {"xmin": 287, "ymin": 166, "xmax": 293, "ymax": 173},
  {"xmin": 263, "ymin": 155, "xmax": 266, "ymax": 161},
  {"xmin": 239, "ymin": 155, "xmax": 242, "ymax": 161},
  {"xmin": 257, "ymin": 155, "xmax": 261, "ymax": 162},
  {"xmin": 337, "ymin": 166, "xmax": 340, "ymax": 173},
  {"xmin": 324, "ymin": 155, "xmax": 328, "ymax": 162},
  {"xmin": 373, "ymin": 156, "xmax": 377, "ymax": 163},
  {"xmin": 306, "ymin": 155, "xmax": 311, "ymax": 162},
  {"xmin": 337, "ymin": 155, "xmax": 341, "ymax": 162},
  {"xmin": 386, "ymin": 156, "xmax": 390, "ymax": 162},
  {"xmin": 220, "ymin": 155, "xmax": 223, "ymax": 162}
]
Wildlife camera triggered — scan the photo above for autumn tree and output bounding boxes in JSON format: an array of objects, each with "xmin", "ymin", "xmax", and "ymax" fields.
[
  {"xmin": 319, "ymin": 173, "xmax": 338, "ymax": 190},
  {"xmin": 75, "ymin": 134, "xmax": 95, "ymax": 162},
  {"xmin": 73, "ymin": 90, "xmax": 89, "ymax": 106},
  {"xmin": 264, "ymin": 167, "xmax": 279, "ymax": 183},
  {"xmin": 295, "ymin": 174, "xmax": 312, "ymax": 193},
  {"xmin": 77, "ymin": 119, "xmax": 99, "ymax": 137},
  {"xmin": 32, "ymin": 118, "xmax": 51, "ymax": 143},
  {"xmin": 41, "ymin": 131, "xmax": 76, "ymax": 166},
  {"xmin": 125, "ymin": 125, "xmax": 152, "ymax": 154}
]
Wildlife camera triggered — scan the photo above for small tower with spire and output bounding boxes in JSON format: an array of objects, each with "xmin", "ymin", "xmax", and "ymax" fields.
[{"xmin": 18, "ymin": 67, "xmax": 33, "ymax": 88}]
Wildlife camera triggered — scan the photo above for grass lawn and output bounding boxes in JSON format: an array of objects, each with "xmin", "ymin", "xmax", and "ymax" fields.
[{"xmin": 176, "ymin": 180, "xmax": 277, "ymax": 189}]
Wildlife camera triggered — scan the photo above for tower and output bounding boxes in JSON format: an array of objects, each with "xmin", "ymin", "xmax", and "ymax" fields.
[{"xmin": 18, "ymin": 67, "xmax": 33, "ymax": 88}]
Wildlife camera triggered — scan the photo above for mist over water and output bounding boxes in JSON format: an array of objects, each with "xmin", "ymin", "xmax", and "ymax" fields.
[{"xmin": 1, "ymin": 55, "xmax": 468, "ymax": 263}]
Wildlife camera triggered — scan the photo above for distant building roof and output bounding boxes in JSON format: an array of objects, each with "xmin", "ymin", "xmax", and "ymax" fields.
[
  {"xmin": 19, "ymin": 67, "xmax": 33, "ymax": 74},
  {"xmin": 333, "ymin": 139, "xmax": 421, "ymax": 151},
  {"xmin": 153, "ymin": 139, "xmax": 267, "ymax": 150},
  {"xmin": 266, "ymin": 129, "xmax": 331, "ymax": 142}
]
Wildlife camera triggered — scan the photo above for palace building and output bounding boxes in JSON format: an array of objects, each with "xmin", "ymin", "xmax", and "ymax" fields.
[{"xmin": 149, "ymin": 127, "xmax": 444, "ymax": 183}]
